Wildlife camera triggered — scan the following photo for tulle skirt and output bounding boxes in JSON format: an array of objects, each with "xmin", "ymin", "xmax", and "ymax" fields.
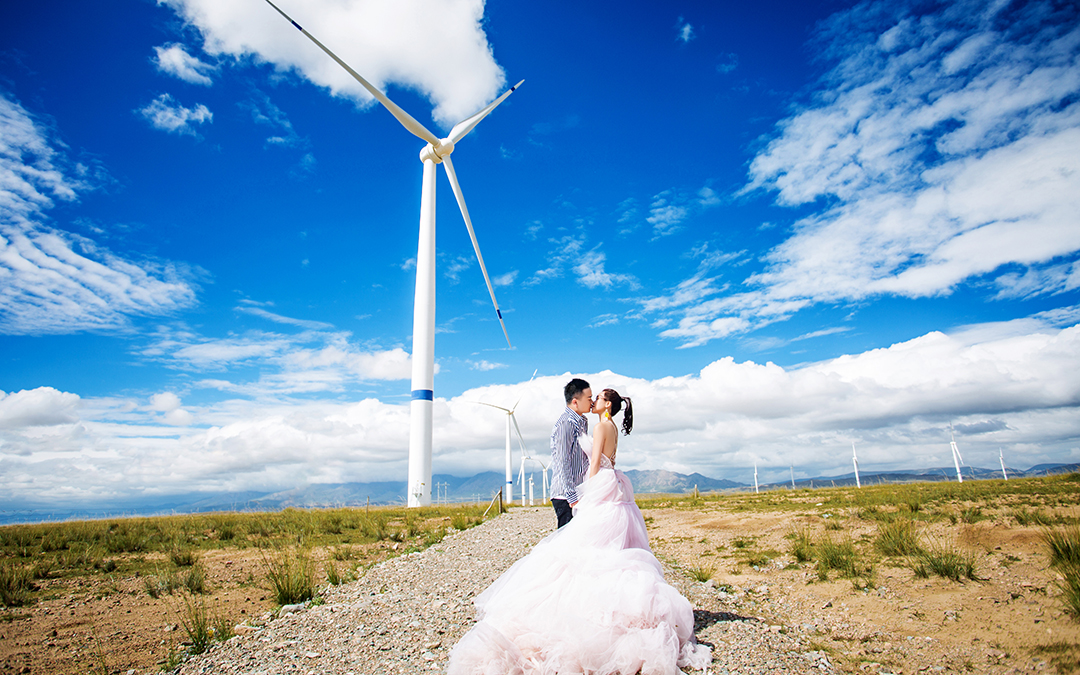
[{"xmin": 447, "ymin": 468, "xmax": 711, "ymax": 675}]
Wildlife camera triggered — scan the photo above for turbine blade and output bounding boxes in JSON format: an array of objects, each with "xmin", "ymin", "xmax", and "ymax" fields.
[
  {"xmin": 512, "ymin": 415, "xmax": 529, "ymax": 457},
  {"xmin": 472, "ymin": 400, "xmax": 511, "ymax": 413},
  {"xmin": 263, "ymin": 0, "xmax": 439, "ymax": 146},
  {"xmin": 442, "ymin": 156, "xmax": 511, "ymax": 347},
  {"xmin": 448, "ymin": 80, "xmax": 524, "ymax": 145},
  {"xmin": 510, "ymin": 369, "xmax": 538, "ymax": 413}
]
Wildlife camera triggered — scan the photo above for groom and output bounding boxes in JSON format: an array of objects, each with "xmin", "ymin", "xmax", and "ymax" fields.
[{"xmin": 549, "ymin": 378, "xmax": 592, "ymax": 528}]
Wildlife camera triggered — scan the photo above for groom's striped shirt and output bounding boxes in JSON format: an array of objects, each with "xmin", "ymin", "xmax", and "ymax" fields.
[{"xmin": 550, "ymin": 406, "xmax": 589, "ymax": 504}]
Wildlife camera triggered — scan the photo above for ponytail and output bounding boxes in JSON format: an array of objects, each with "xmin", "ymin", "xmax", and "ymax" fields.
[{"xmin": 602, "ymin": 389, "xmax": 634, "ymax": 435}]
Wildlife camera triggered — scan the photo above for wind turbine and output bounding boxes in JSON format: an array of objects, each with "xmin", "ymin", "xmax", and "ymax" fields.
[
  {"xmin": 949, "ymin": 425, "xmax": 964, "ymax": 483},
  {"xmin": 475, "ymin": 370, "xmax": 538, "ymax": 504},
  {"xmin": 1000, "ymin": 448, "xmax": 1008, "ymax": 480},
  {"xmin": 753, "ymin": 463, "xmax": 759, "ymax": 494},
  {"xmin": 517, "ymin": 449, "xmax": 548, "ymax": 505},
  {"xmin": 264, "ymin": 1, "xmax": 522, "ymax": 507},
  {"xmin": 852, "ymin": 442, "xmax": 861, "ymax": 488}
]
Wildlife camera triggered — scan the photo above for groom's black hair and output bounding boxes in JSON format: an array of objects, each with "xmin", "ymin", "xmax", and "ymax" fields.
[{"xmin": 564, "ymin": 378, "xmax": 591, "ymax": 404}]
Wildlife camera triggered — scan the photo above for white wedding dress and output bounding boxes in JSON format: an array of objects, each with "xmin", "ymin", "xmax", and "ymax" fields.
[{"xmin": 447, "ymin": 450, "xmax": 712, "ymax": 675}]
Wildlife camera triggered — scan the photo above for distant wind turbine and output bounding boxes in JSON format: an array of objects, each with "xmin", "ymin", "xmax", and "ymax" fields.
[
  {"xmin": 1000, "ymin": 448, "xmax": 1008, "ymax": 480},
  {"xmin": 949, "ymin": 425, "xmax": 964, "ymax": 483},
  {"xmin": 753, "ymin": 463, "xmax": 759, "ymax": 494},
  {"xmin": 852, "ymin": 442, "xmax": 861, "ymax": 489},
  {"xmin": 263, "ymin": 1, "xmax": 523, "ymax": 507},
  {"xmin": 475, "ymin": 370, "xmax": 538, "ymax": 504}
]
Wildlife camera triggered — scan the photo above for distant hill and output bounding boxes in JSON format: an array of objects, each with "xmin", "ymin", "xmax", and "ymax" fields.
[
  {"xmin": 2, "ymin": 463, "xmax": 1077, "ymax": 524},
  {"xmin": 621, "ymin": 470, "xmax": 743, "ymax": 493},
  {"xmin": 760, "ymin": 464, "xmax": 1080, "ymax": 490}
]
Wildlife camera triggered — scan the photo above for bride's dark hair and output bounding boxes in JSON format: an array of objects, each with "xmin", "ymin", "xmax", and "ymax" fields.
[{"xmin": 602, "ymin": 389, "xmax": 634, "ymax": 435}]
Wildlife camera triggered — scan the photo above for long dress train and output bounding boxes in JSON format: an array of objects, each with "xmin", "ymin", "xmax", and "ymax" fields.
[{"xmin": 447, "ymin": 454, "xmax": 712, "ymax": 675}]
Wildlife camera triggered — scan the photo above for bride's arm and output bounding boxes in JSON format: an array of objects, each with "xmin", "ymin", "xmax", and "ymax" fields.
[{"xmin": 588, "ymin": 424, "xmax": 613, "ymax": 478}]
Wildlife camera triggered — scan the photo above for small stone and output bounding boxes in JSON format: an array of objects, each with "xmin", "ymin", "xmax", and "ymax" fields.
[
  {"xmin": 422, "ymin": 651, "xmax": 436, "ymax": 661},
  {"xmin": 305, "ymin": 651, "xmax": 320, "ymax": 658},
  {"xmin": 823, "ymin": 599, "xmax": 834, "ymax": 609}
]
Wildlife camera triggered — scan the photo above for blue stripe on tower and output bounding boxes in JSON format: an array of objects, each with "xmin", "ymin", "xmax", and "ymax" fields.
[
  {"xmin": 497, "ymin": 310, "xmax": 503, "ymax": 319},
  {"xmin": 411, "ymin": 390, "xmax": 434, "ymax": 401}
]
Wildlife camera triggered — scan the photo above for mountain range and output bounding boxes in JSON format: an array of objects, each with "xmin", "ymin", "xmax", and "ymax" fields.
[{"xmin": 1, "ymin": 464, "xmax": 1077, "ymax": 525}]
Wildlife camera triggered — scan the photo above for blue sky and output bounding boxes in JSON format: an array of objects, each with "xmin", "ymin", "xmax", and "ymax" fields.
[{"xmin": 2, "ymin": 0, "xmax": 1079, "ymax": 507}]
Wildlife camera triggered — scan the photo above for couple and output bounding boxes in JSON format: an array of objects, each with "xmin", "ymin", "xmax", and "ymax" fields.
[{"xmin": 447, "ymin": 379, "xmax": 711, "ymax": 675}]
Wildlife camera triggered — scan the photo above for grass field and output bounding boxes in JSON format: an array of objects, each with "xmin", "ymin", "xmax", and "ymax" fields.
[
  {"xmin": 638, "ymin": 472, "xmax": 1080, "ymax": 673},
  {"xmin": 4, "ymin": 474, "xmax": 1080, "ymax": 674},
  {"xmin": 0, "ymin": 502, "xmax": 493, "ymax": 674}
]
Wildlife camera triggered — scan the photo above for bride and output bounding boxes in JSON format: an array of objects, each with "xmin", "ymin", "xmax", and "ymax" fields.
[{"xmin": 447, "ymin": 388, "xmax": 712, "ymax": 675}]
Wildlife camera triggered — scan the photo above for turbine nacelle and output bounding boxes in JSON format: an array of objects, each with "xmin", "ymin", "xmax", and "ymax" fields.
[{"xmin": 419, "ymin": 138, "xmax": 455, "ymax": 164}]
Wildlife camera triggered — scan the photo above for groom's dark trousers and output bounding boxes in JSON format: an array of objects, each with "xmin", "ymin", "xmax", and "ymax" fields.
[{"xmin": 552, "ymin": 498, "xmax": 573, "ymax": 528}]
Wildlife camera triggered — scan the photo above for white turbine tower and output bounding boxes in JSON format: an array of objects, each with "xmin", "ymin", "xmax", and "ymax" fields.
[
  {"xmin": 949, "ymin": 425, "xmax": 964, "ymax": 483},
  {"xmin": 852, "ymin": 442, "xmax": 861, "ymax": 488},
  {"xmin": 753, "ymin": 463, "xmax": 759, "ymax": 494},
  {"xmin": 264, "ymin": 1, "xmax": 522, "ymax": 507},
  {"xmin": 475, "ymin": 371, "xmax": 539, "ymax": 504},
  {"xmin": 1000, "ymin": 448, "xmax": 1008, "ymax": 480},
  {"xmin": 517, "ymin": 449, "xmax": 548, "ymax": 505}
]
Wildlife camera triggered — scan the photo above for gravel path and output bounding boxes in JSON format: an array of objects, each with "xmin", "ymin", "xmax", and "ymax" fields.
[{"xmin": 178, "ymin": 508, "xmax": 830, "ymax": 675}]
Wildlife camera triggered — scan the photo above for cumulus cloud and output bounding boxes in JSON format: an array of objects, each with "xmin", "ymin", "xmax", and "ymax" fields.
[
  {"xmin": 0, "ymin": 388, "xmax": 80, "ymax": 429},
  {"xmin": 136, "ymin": 94, "xmax": 213, "ymax": 136},
  {"xmin": 160, "ymin": 0, "xmax": 506, "ymax": 128},
  {"xmin": 148, "ymin": 392, "xmax": 182, "ymax": 412},
  {"xmin": 0, "ymin": 94, "xmax": 199, "ymax": 335},
  {"xmin": 645, "ymin": 0, "xmax": 1080, "ymax": 347},
  {"xmin": 153, "ymin": 43, "xmax": 216, "ymax": 85},
  {"xmin": 2, "ymin": 321, "xmax": 1077, "ymax": 504}
]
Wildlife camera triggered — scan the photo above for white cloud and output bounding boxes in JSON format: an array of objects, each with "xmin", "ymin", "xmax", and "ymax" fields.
[
  {"xmin": 136, "ymin": 94, "xmax": 213, "ymax": 136},
  {"xmin": 140, "ymin": 324, "xmax": 414, "ymax": 395},
  {"xmin": 572, "ymin": 247, "xmax": 638, "ymax": 290},
  {"xmin": 646, "ymin": 0, "xmax": 1080, "ymax": 346},
  {"xmin": 0, "ymin": 388, "xmax": 80, "ymax": 430},
  {"xmin": 468, "ymin": 359, "xmax": 506, "ymax": 371},
  {"xmin": 153, "ymin": 43, "xmax": 216, "ymax": 85},
  {"xmin": 716, "ymin": 53, "xmax": 738, "ymax": 74},
  {"xmin": 645, "ymin": 187, "xmax": 722, "ymax": 238},
  {"xmin": 676, "ymin": 18, "xmax": 694, "ymax": 44},
  {"xmin": 3, "ymin": 321, "xmax": 1078, "ymax": 504},
  {"xmin": 444, "ymin": 255, "xmax": 472, "ymax": 283},
  {"xmin": 242, "ymin": 91, "xmax": 307, "ymax": 149},
  {"xmin": 493, "ymin": 270, "xmax": 518, "ymax": 287},
  {"xmin": 0, "ymin": 94, "xmax": 199, "ymax": 335},
  {"xmin": 161, "ymin": 0, "xmax": 506, "ymax": 128},
  {"xmin": 525, "ymin": 234, "xmax": 585, "ymax": 286},
  {"xmin": 236, "ymin": 306, "xmax": 334, "ymax": 330},
  {"xmin": 148, "ymin": 392, "xmax": 182, "ymax": 412}
]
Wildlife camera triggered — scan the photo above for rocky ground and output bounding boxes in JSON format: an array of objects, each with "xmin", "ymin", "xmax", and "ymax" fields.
[
  {"xmin": 176, "ymin": 507, "xmax": 826, "ymax": 675},
  {"xmin": 3, "ymin": 493, "xmax": 1079, "ymax": 674}
]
